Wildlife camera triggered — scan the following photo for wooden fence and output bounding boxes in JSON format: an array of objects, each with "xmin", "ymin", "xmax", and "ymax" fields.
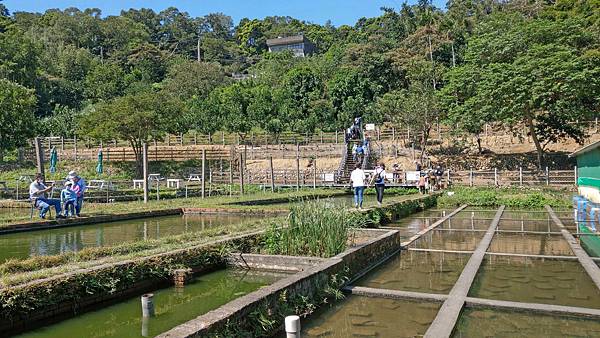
[{"xmin": 35, "ymin": 119, "xmax": 599, "ymax": 151}]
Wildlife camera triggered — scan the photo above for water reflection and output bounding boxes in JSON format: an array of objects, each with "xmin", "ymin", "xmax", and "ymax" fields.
[{"xmin": 0, "ymin": 214, "xmax": 264, "ymax": 262}]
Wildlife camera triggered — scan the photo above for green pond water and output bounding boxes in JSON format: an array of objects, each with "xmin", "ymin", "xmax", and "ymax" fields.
[
  {"xmin": 295, "ymin": 296, "xmax": 440, "ymax": 337},
  {"xmin": 413, "ymin": 230, "xmax": 484, "ymax": 251},
  {"xmin": 0, "ymin": 214, "xmax": 262, "ymax": 262},
  {"xmin": 16, "ymin": 269, "xmax": 283, "ymax": 338},
  {"xmin": 357, "ymin": 251, "xmax": 470, "ymax": 294},
  {"xmin": 438, "ymin": 218, "xmax": 491, "ymax": 230},
  {"xmin": 498, "ymin": 219, "xmax": 559, "ymax": 232},
  {"xmin": 453, "ymin": 308, "xmax": 600, "ymax": 338},
  {"xmin": 489, "ymin": 233, "xmax": 573, "ymax": 256},
  {"xmin": 469, "ymin": 255, "xmax": 600, "ymax": 309}
]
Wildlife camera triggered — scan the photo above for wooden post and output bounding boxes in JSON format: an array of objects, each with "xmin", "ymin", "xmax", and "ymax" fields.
[
  {"xmin": 143, "ymin": 143, "xmax": 149, "ymax": 203},
  {"xmin": 469, "ymin": 168, "xmax": 473, "ymax": 187},
  {"xmin": 519, "ymin": 167, "xmax": 523, "ymax": 187},
  {"xmin": 446, "ymin": 169, "xmax": 450, "ymax": 187},
  {"xmin": 574, "ymin": 166, "xmax": 578, "ymax": 186},
  {"xmin": 392, "ymin": 127, "xmax": 395, "ymax": 141},
  {"xmin": 546, "ymin": 166, "xmax": 549, "ymax": 186},
  {"xmin": 239, "ymin": 153, "xmax": 244, "ymax": 195},
  {"xmin": 60, "ymin": 137, "xmax": 64, "ymax": 151},
  {"xmin": 74, "ymin": 135, "xmax": 78, "ymax": 161},
  {"xmin": 201, "ymin": 149, "xmax": 206, "ymax": 198},
  {"xmin": 596, "ymin": 117, "xmax": 598, "ymax": 133},
  {"xmin": 269, "ymin": 156, "xmax": 275, "ymax": 193},
  {"xmin": 313, "ymin": 158, "xmax": 317, "ymax": 189},
  {"xmin": 34, "ymin": 137, "xmax": 44, "ymax": 177},
  {"xmin": 296, "ymin": 143, "xmax": 300, "ymax": 191},
  {"xmin": 494, "ymin": 168, "xmax": 498, "ymax": 187},
  {"xmin": 335, "ymin": 130, "xmax": 338, "ymax": 144},
  {"xmin": 229, "ymin": 159, "xmax": 233, "ymax": 196}
]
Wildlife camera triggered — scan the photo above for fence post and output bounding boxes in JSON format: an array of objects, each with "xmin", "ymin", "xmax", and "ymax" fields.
[
  {"xmin": 143, "ymin": 143, "xmax": 149, "ymax": 203},
  {"xmin": 313, "ymin": 158, "xmax": 317, "ymax": 189},
  {"xmin": 574, "ymin": 166, "xmax": 578, "ymax": 186},
  {"xmin": 596, "ymin": 117, "xmax": 598, "ymax": 133},
  {"xmin": 392, "ymin": 127, "xmax": 395, "ymax": 141},
  {"xmin": 519, "ymin": 167, "xmax": 523, "ymax": 187},
  {"xmin": 494, "ymin": 168, "xmax": 498, "ymax": 187},
  {"xmin": 34, "ymin": 137, "xmax": 45, "ymax": 177},
  {"xmin": 335, "ymin": 130, "xmax": 338, "ymax": 144},
  {"xmin": 469, "ymin": 168, "xmax": 473, "ymax": 187},
  {"xmin": 546, "ymin": 166, "xmax": 549, "ymax": 186},
  {"xmin": 269, "ymin": 156, "xmax": 275, "ymax": 193},
  {"xmin": 446, "ymin": 169, "xmax": 450, "ymax": 187},
  {"xmin": 201, "ymin": 149, "xmax": 206, "ymax": 198},
  {"xmin": 296, "ymin": 143, "xmax": 300, "ymax": 191},
  {"xmin": 60, "ymin": 137, "xmax": 64, "ymax": 151},
  {"xmin": 74, "ymin": 135, "xmax": 78, "ymax": 161},
  {"xmin": 239, "ymin": 153, "xmax": 244, "ymax": 195}
]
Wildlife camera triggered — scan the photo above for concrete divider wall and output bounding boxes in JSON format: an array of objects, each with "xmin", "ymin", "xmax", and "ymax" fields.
[{"xmin": 158, "ymin": 229, "xmax": 402, "ymax": 337}]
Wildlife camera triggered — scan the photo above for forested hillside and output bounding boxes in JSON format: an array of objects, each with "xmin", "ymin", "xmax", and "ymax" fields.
[{"xmin": 0, "ymin": 0, "xmax": 598, "ymax": 167}]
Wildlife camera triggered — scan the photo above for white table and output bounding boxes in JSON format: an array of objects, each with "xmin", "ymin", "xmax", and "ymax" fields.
[
  {"xmin": 187, "ymin": 174, "xmax": 201, "ymax": 182},
  {"xmin": 167, "ymin": 179, "xmax": 182, "ymax": 188},
  {"xmin": 88, "ymin": 179, "xmax": 111, "ymax": 190},
  {"xmin": 133, "ymin": 179, "xmax": 144, "ymax": 189}
]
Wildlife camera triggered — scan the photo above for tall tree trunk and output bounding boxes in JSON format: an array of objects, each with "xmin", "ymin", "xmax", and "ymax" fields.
[
  {"xmin": 130, "ymin": 140, "xmax": 143, "ymax": 178},
  {"xmin": 0, "ymin": 148, "xmax": 4, "ymax": 163},
  {"xmin": 525, "ymin": 114, "xmax": 544, "ymax": 169}
]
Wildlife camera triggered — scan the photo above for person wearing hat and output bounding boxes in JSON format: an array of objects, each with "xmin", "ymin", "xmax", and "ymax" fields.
[
  {"xmin": 60, "ymin": 181, "xmax": 78, "ymax": 217},
  {"xmin": 67, "ymin": 171, "xmax": 87, "ymax": 217},
  {"xmin": 29, "ymin": 173, "xmax": 64, "ymax": 219}
]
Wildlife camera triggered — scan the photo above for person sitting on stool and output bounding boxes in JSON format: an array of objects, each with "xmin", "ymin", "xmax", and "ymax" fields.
[{"xmin": 29, "ymin": 173, "xmax": 64, "ymax": 219}]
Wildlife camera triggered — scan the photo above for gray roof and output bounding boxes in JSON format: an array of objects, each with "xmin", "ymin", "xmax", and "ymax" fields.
[
  {"xmin": 266, "ymin": 35, "xmax": 306, "ymax": 47},
  {"xmin": 570, "ymin": 139, "xmax": 600, "ymax": 157}
]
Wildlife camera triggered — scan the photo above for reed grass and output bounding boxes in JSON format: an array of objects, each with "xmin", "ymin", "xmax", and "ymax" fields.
[{"xmin": 263, "ymin": 200, "xmax": 368, "ymax": 258}]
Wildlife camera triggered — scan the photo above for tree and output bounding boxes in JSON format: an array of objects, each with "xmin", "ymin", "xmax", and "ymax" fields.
[
  {"xmin": 79, "ymin": 91, "xmax": 185, "ymax": 174},
  {"xmin": 0, "ymin": 79, "xmax": 37, "ymax": 162},
  {"xmin": 162, "ymin": 60, "xmax": 229, "ymax": 101},
  {"xmin": 441, "ymin": 14, "xmax": 600, "ymax": 167},
  {"xmin": 43, "ymin": 105, "xmax": 82, "ymax": 138},
  {"xmin": 377, "ymin": 83, "xmax": 440, "ymax": 161},
  {"xmin": 280, "ymin": 67, "xmax": 324, "ymax": 134},
  {"xmin": 84, "ymin": 62, "xmax": 126, "ymax": 101}
]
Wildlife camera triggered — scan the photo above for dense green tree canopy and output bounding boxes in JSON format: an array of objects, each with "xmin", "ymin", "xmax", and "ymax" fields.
[
  {"xmin": 0, "ymin": 79, "xmax": 37, "ymax": 161},
  {"xmin": 0, "ymin": 0, "xmax": 597, "ymax": 162}
]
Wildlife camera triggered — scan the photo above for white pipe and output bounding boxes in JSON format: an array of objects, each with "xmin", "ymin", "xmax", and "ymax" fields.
[
  {"xmin": 141, "ymin": 294, "xmax": 155, "ymax": 317},
  {"xmin": 285, "ymin": 315, "xmax": 301, "ymax": 338}
]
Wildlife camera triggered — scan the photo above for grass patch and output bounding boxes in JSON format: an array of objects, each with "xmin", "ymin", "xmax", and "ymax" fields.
[
  {"xmin": 0, "ymin": 188, "xmax": 344, "ymax": 226},
  {"xmin": 262, "ymin": 201, "xmax": 368, "ymax": 258},
  {"xmin": 438, "ymin": 187, "xmax": 572, "ymax": 209}
]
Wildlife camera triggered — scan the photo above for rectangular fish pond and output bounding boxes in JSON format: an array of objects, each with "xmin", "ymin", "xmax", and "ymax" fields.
[
  {"xmin": 469, "ymin": 255, "xmax": 600, "ymax": 309},
  {"xmin": 0, "ymin": 213, "xmax": 266, "ymax": 262},
  {"xmin": 13, "ymin": 269, "xmax": 286, "ymax": 338},
  {"xmin": 282, "ymin": 296, "xmax": 440, "ymax": 338},
  {"xmin": 453, "ymin": 308, "xmax": 600, "ymax": 338}
]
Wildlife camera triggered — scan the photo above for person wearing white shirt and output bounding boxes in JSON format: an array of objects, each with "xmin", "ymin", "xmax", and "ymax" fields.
[{"xmin": 350, "ymin": 163, "xmax": 366, "ymax": 209}]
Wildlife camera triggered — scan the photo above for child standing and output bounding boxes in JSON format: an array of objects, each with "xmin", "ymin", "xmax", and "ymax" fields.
[{"xmin": 61, "ymin": 182, "xmax": 78, "ymax": 217}]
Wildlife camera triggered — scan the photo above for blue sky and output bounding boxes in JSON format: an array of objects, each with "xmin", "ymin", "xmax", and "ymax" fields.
[{"xmin": 3, "ymin": 0, "xmax": 447, "ymax": 26}]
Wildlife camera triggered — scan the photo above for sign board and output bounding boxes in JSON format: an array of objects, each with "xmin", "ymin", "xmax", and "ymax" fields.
[
  {"xmin": 365, "ymin": 124, "xmax": 376, "ymax": 131},
  {"xmin": 406, "ymin": 171, "xmax": 420, "ymax": 183},
  {"xmin": 322, "ymin": 173, "xmax": 335, "ymax": 182}
]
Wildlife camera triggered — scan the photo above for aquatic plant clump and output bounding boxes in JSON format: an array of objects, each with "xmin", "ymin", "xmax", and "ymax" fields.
[
  {"xmin": 438, "ymin": 187, "xmax": 571, "ymax": 208},
  {"xmin": 263, "ymin": 201, "xmax": 368, "ymax": 258}
]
